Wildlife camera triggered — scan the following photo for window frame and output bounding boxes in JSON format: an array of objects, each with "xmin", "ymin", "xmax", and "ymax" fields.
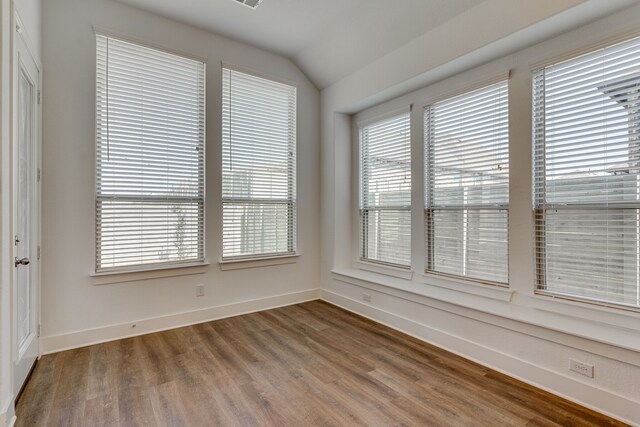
[
  {"xmin": 358, "ymin": 109, "xmax": 412, "ymax": 269},
  {"xmin": 532, "ymin": 35, "xmax": 640, "ymax": 310},
  {"xmin": 220, "ymin": 65, "xmax": 298, "ymax": 262},
  {"xmin": 424, "ymin": 79, "xmax": 510, "ymax": 287},
  {"xmin": 94, "ymin": 34, "xmax": 207, "ymax": 274}
]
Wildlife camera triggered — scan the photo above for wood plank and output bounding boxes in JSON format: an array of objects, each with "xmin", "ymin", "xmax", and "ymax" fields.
[
  {"xmin": 15, "ymin": 302, "xmax": 629, "ymax": 427},
  {"xmin": 15, "ymin": 352, "xmax": 64, "ymax": 426}
]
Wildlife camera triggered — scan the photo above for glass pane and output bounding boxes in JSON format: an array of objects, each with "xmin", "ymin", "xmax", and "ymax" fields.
[
  {"xmin": 428, "ymin": 81, "xmax": 509, "ymax": 207},
  {"xmin": 223, "ymin": 202, "xmax": 294, "ymax": 258},
  {"xmin": 543, "ymin": 208, "xmax": 640, "ymax": 306},
  {"xmin": 430, "ymin": 209, "xmax": 508, "ymax": 283},
  {"xmin": 363, "ymin": 209, "xmax": 411, "ymax": 267},
  {"xmin": 98, "ymin": 200, "xmax": 203, "ymax": 269}
]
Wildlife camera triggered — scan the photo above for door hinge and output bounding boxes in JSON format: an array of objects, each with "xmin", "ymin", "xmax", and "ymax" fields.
[
  {"xmin": 37, "ymin": 90, "xmax": 41, "ymax": 105},
  {"xmin": 37, "ymin": 324, "xmax": 41, "ymax": 338},
  {"xmin": 37, "ymin": 245, "xmax": 41, "ymax": 260},
  {"xmin": 37, "ymin": 168, "xmax": 41, "ymax": 182}
]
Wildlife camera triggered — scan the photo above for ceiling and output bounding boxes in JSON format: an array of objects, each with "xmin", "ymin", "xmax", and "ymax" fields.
[{"xmin": 115, "ymin": 0, "xmax": 484, "ymax": 88}]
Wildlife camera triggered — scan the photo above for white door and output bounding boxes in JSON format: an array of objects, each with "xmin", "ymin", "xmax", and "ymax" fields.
[{"xmin": 13, "ymin": 25, "xmax": 40, "ymax": 397}]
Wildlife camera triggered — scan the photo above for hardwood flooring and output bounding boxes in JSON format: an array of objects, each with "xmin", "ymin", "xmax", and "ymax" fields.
[{"xmin": 16, "ymin": 300, "xmax": 626, "ymax": 426}]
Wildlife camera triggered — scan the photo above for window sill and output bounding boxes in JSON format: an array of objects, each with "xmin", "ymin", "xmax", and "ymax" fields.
[
  {"xmin": 529, "ymin": 292, "xmax": 640, "ymax": 332},
  {"xmin": 333, "ymin": 267, "xmax": 512, "ymax": 306},
  {"xmin": 357, "ymin": 261, "xmax": 414, "ymax": 280},
  {"xmin": 420, "ymin": 272, "xmax": 513, "ymax": 302},
  {"xmin": 330, "ymin": 267, "xmax": 640, "ymax": 355},
  {"xmin": 219, "ymin": 254, "xmax": 299, "ymax": 271},
  {"xmin": 91, "ymin": 261, "xmax": 210, "ymax": 285}
]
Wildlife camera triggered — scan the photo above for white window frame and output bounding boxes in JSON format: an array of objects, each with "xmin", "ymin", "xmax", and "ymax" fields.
[
  {"xmin": 532, "ymin": 35, "xmax": 640, "ymax": 310},
  {"xmin": 424, "ymin": 80, "xmax": 510, "ymax": 287},
  {"xmin": 221, "ymin": 65, "xmax": 297, "ymax": 262},
  {"xmin": 94, "ymin": 34, "xmax": 206, "ymax": 274},
  {"xmin": 358, "ymin": 109, "xmax": 412, "ymax": 269}
]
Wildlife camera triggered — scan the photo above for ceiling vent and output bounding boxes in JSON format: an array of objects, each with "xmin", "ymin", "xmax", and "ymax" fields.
[{"xmin": 234, "ymin": 0, "xmax": 263, "ymax": 9}]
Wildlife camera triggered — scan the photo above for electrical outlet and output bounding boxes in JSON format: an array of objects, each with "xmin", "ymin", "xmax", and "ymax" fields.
[
  {"xmin": 196, "ymin": 284, "xmax": 205, "ymax": 297},
  {"xmin": 569, "ymin": 359, "xmax": 594, "ymax": 378},
  {"xmin": 362, "ymin": 293, "xmax": 372, "ymax": 303}
]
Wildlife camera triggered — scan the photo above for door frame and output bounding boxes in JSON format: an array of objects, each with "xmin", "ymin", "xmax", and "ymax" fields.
[{"xmin": 10, "ymin": 9, "xmax": 41, "ymax": 405}]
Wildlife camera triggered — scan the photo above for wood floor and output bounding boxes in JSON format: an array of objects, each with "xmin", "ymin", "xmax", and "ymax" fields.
[{"xmin": 16, "ymin": 301, "xmax": 625, "ymax": 426}]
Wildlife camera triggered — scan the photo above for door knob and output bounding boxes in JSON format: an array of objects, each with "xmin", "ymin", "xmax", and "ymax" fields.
[{"xmin": 14, "ymin": 257, "xmax": 30, "ymax": 267}]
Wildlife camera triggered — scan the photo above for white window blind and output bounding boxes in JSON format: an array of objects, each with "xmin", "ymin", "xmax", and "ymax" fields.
[
  {"xmin": 222, "ymin": 68, "xmax": 296, "ymax": 260},
  {"xmin": 425, "ymin": 81, "xmax": 509, "ymax": 284},
  {"xmin": 533, "ymin": 36, "xmax": 640, "ymax": 308},
  {"xmin": 95, "ymin": 35, "xmax": 205, "ymax": 272},
  {"xmin": 359, "ymin": 112, "xmax": 411, "ymax": 267}
]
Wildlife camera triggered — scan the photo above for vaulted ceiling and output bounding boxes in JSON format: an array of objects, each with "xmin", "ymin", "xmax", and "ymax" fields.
[{"xmin": 115, "ymin": 0, "xmax": 484, "ymax": 89}]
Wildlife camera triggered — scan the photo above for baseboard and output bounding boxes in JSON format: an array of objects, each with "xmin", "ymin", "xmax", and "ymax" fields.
[
  {"xmin": 320, "ymin": 289, "xmax": 640, "ymax": 427},
  {"xmin": 41, "ymin": 288, "xmax": 320, "ymax": 354},
  {"xmin": 0, "ymin": 397, "xmax": 16, "ymax": 427}
]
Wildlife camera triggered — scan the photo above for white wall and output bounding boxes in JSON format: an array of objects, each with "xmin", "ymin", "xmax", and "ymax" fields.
[
  {"xmin": 321, "ymin": 2, "xmax": 640, "ymax": 425},
  {"xmin": 39, "ymin": 0, "xmax": 320, "ymax": 353}
]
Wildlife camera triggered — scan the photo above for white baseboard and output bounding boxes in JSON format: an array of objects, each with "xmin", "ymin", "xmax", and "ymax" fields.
[
  {"xmin": 41, "ymin": 288, "xmax": 320, "ymax": 354},
  {"xmin": 320, "ymin": 289, "xmax": 640, "ymax": 427},
  {"xmin": 0, "ymin": 397, "xmax": 15, "ymax": 427}
]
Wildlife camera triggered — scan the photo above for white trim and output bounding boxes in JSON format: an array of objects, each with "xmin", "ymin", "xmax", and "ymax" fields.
[
  {"xmin": 40, "ymin": 288, "xmax": 320, "ymax": 354},
  {"xmin": 320, "ymin": 290, "xmax": 640, "ymax": 426},
  {"xmin": 91, "ymin": 262, "xmax": 210, "ymax": 285},
  {"xmin": 92, "ymin": 26, "xmax": 208, "ymax": 63},
  {"xmin": 0, "ymin": 395, "xmax": 15, "ymax": 427},
  {"xmin": 529, "ymin": 28, "xmax": 640, "ymax": 71},
  {"xmin": 420, "ymin": 272, "xmax": 513, "ymax": 302},
  {"xmin": 219, "ymin": 254, "xmax": 299, "ymax": 271},
  {"xmin": 356, "ymin": 261, "xmax": 414, "ymax": 280},
  {"xmin": 12, "ymin": 13, "xmax": 39, "ymax": 71},
  {"xmin": 11, "ymin": 15, "xmax": 41, "ymax": 404},
  {"xmin": 0, "ymin": 415, "xmax": 16, "ymax": 427},
  {"xmin": 0, "ymin": 0, "xmax": 12, "ymax": 420},
  {"xmin": 331, "ymin": 267, "xmax": 640, "ymax": 359},
  {"xmin": 418, "ymin": 69, "xmax": 511, "ymax": 109},
  {"xmin": 220, "ymin": 61, "xmax": 298, "ymax": 88},
  {"xmin": 356, "ymin": 104, "xmax": 412, "ymax": 128},
  {"xmin": 528, "ymin": 294, "xmax": 640, "ymax": 331}
]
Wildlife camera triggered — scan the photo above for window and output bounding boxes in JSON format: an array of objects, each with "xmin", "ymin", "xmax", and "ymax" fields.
[
  {"xmin": 533, "ymin": 36, "xmax": 640, "ymax": 308},
  {"xmin": 222, "ymin": 68, "xmax": 297, "ymax": 260},
  {"xmin": 95, "ymin": 35, "xmax": 205, "ymax": 272},
  {"xmin": 425, "ymin": 80, "xmax": 509, "ymax": 284},
  {"xmin": 359, "ymin": 112, "xmax": 412, "ymax": 267}
]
